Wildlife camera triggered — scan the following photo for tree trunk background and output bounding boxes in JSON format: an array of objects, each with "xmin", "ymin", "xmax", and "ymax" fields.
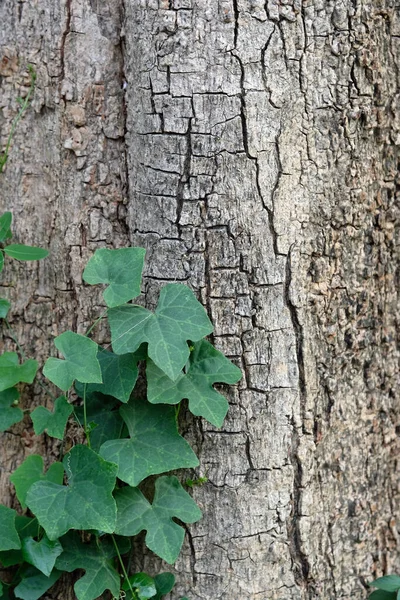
[{"xmin": 1, "ymin": 1, "xmax": 399, "ymax": 599}]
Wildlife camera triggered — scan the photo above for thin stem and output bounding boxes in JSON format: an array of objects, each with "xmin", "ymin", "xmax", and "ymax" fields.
[
  {"xmin": 85, "ymin": 309, "xmax": 108, "ymax": 337},
  {"xmin": 111, "ymin": 535, "xmax": 138, "ymax": 600},
  {"xmin": 82, "ymin": 383, "xmax": 91, "ymax": 449}
]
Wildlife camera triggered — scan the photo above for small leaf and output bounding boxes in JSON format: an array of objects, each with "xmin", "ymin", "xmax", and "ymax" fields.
[
  {"xmin": 0, "ymin": 213, "xmax": 12, "ymax": 242},
  {"xmin": 0, "ymin": 352, "xmax": 38, "ymax": 392},
  {"xmin": 26, "ymin": 445, "xmax": 117, "ymax": 540},
  {"xmin": 122, "ymin": 573, "xmax": 156, "ymax": 599},
  {"xmin": 10, "ymin": 455, "xmax": 64, "ymax": 510},
  {"xmin": 31, "ymin": 396, "xmax": 73, "ymax": 439},
  {"xmin": 151, "ymin": 573, "xmax": 176, "ymax": 600},
  {"xmin": 3, "ymin": 244, "xmax": 48, "ymax": 261},
  {"xmin": 43, "ymin": 331, "xmax": 102, "ymax": 390},
  {"xmin": 83, "ymin": 247, "xmax": 145, "ymax": 307},
  {"xmin": 100, "ymin": 398, "xmax": 198, "ymax": 487},
  {"xmin": 115, "ymin": 476, "xmax": 202, "ymax": 563},
  {"xmin": 13, "ymin": 565, "xmax": 61, "ymax": 600},
  {"xmin": 0, "ymin": 298, "xmax": 10, "ymax": 319},
  {"xmin": 0, "ymin": 387, "xmax": 23, "ymax": 431},
  {"xmin": 371, "ymin": 576, "xmax": 400, "ymax": 593},
  {"xmin": 109, "ymin": 284, "xmax": 213, "ymax": 381},
  {"xmin": 147, "ymin": 339, "xmax": 242, "ymax": 427},
  {"xmin": 22, "ymin": 535, "xmax": 63, "ymax": 577},
  {"xmin": 0, "ymin": 505, "xmax": 21, "ymax": 551},
  {"xmin": 55, "ymin": 532, "xmax": 123, "ymax": 600}
]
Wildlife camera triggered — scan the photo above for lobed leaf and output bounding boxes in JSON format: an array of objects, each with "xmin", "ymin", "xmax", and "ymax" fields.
[
  {"xmin": 371, "ymin": 576, "xmax": 400, "ymax": 593},
  {"xmin": 73, "ymin": 391, "xmax": 124, "ymax": 452},
  {"xmin": 122, "ymin": 573, "xmax": 156, "ymax": 599},
  {"xmin": 147, "ymin": 339, "xmax": 242, "ymax": 427},
  {"xmin": 0, "ymin": 352, "xmax": 38, "ymax": 392},
  {"xmin": 99, "ymin": 397, "xmax": 198, "ymax": 487},
  {"xmin": 3, "ymin": 244, "xmax": 48, "ymax": 261},
  {"xmin": 31, "ymin": 395, "xmax": 73, "ymax": 439},
  {"xmin": 83, "ymin": 247, "xmax": 145, "ymax": 307},
  {"xmin": 0, "ymin": 387, "xmax": 23, "ymax": 431},
  {"xmin": 0, "ymin": 505, "xmax": 21, "ymax": 551},
  {"xmin": 114, "ymin": 476, "xmax": 202, "ymax": 563},
  {"xmin": 26, "ymin": 445, "xmax": 117, "ymax": 540},
  {"xmin": 13, "ymin": 565, "xmax": 61, "ymax": 600},
  {"xmin": 109, "ymin": 284, "xmax": 213, "ymax": 381},
  {"xmin": 0, "ymin": 517, "xmax": 39, "ymax": 567},
  {"xmin": 22, "ymin": 535, "xmax": 63, "ymax": 577},
  {"xmin": 151, "ymin": 573, "xmax": 176, "ymax": 600},
  {"xmin": 10, "ymin": 455, "xmax": 64, "ymax": 510},
  {"xmin": 43, "ymin": 331, "xmax": 102, "ymax": 391}
]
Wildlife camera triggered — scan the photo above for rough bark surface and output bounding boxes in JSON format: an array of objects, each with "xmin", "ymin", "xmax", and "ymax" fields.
[{"xmin": 0, "ymin": 1, "xmax": 399, "ymax": 599}]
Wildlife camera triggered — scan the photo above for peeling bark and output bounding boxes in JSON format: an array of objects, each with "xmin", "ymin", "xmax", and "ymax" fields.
[{"xmin": 1, "ymin": 1, "xmax": 399, "ymax": 599}]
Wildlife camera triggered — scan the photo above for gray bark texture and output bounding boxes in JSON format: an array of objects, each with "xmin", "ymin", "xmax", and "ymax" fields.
[{"xmin": 1, "ymin": 1, "xmax": 399, "ymax": 598}]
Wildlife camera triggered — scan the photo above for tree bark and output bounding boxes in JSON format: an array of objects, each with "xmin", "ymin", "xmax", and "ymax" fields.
[{"xmin": 1, "ymin": 1, "xmax": 399, "ymax": 599}]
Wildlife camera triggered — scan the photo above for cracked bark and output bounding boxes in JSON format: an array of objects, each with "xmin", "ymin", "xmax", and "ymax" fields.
[{"xmin": 1, "ymin": 1, "xmax": 400, "ymax": 599}]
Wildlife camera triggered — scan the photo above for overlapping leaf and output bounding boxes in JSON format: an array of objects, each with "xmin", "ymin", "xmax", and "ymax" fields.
[
  {"xmin": 3, "ymin": 245, "xmax": 48, "ymax": 261},
  {"xmin": 31, "ymin": 396, "xmax": 73, "ymax": 439},
  {"xmin": 0, "ymin": 353, "xmax": 38, "ymax": 392},
  {"xmin": 10, "ymin": 455, "xmax": 64, "ymax": 510},
  {"xmin": 82, "ymin": 247, "xmax": 145, "ymax": 307},
  {"xmin": 0, "ymin": 505, "xmax": 21, "ymax": 551},
  {"xmin": 150, "ymin": 573, "xmax": 176, "ymax": 600},
  {"xmin": 43, "ymin": 332, "xmax": 102, "ymax": 391},
  {"xmin": 0, "ymin": 517, "xmax": 39, "ymax": 568},
  {"xmin": 114, "ymin": 476, "xmax": 202, "ymax": 563},
  {"xmin": 99, "ymin": 398, "xmax": 198, "ymax": 486},
  {"xmin": 13, "ymin": 565, "xmax": 61, "ymax": 600},
  {"xmin": 122, "ymin": 573, "xmax": 156, "ymax": 599},
  {"xmin": 22, "ymin": 535, "xmax": 63, "ymax": 577},
  {"xmin": 108, "ymin": 284, "xmax": 213, "ymax": 380},
  {"xmin": 0, "ymin": 298, "xmax": 10, "ymax": 318},
  {"xmin": 55, "ymin": 532, "xmax": 130, "ymax": 600},
  {"xmin": 147, "ymin": 339, "xmax": 242, "ymax": 427},
  {"xmin": 26, "ymin": 445, "xmax": 117, "ymax": 540},
  {"xmin": 0, "ymin": 387, "xmax": 23, "ymax": 431},
  {"xmin": 73, "ymin": 392, "xmax": 125, "ymax": 453}
]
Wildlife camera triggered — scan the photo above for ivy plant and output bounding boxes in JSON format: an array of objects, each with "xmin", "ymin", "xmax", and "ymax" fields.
[
  {"xmin": 0, "ymin": 212, "xmax": 242, "ymax": 599},
  {"xmin": 369, "ymin": 575, "xmax": 400, "ymax": 599}
]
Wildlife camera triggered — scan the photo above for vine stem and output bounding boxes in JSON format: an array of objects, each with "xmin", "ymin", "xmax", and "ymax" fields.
[
  {"xmin": 85, "ymin": 308, "xmax": 108, "ymax": 337},
  {"xmin": 111, "ymin": 535, "xmax": 138, "ymax": 600},
  {"xmin": 82, "ymin": 383, "xmax": 91, "ymax": 449}
]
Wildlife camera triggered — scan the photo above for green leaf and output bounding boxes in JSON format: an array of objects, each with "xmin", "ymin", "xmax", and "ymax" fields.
[
  {"xmin": 43, "ymin": 331, "xmax": 102, "ymax": 390},
  {"xmin": 369, "ymin": 591, "xmax": 397, "ymax": 600},
  {"xmin": 0, "ymin": 387, "xmax": 23, "ymax": 431},
  {"xmin": 22, "ymin": 535, "xmax": 63, "ymax": 577},
  {"xmin": 76, "ymin": 347, "xmax": 143, "ymax": 404},
  {"xmin": 371, "ymin": 577, "xmax": 400, "ymax": 593},
  {"xmin": 0, "ymin": 212, "xmax": 12, "ymax": 242},
  {"xmin": 13, "ymin": 565, "xmax": 61, "ymax": 600},
  {"xmin": 151, "ymin": 573, "xmax": 175, "ymax": 599},
  {"xmin": 109, "ymin": 284, "xmax": 213, "ymax": 381},
  {"xmin": 10, "ymin": 455, "xmax": 64, "ymax": 510},
  {"xmin": 147, "ymin": 339, "xmax": 242, "ymax": 427},
  {"xmin": 115, "ymin": 475, "xmax": 202, "ymax": 563},
  {"xmin": 100, "ymin": 398, "xmax": 198, "ymax": 487},
  {"xmin": 0, "ymin": 517, "xmax": 39, "ymax": 567},
  {"xmin": 0, "ymin": 352, "xmax": 38, "ymax": 392},
  {"xmin": 82, "ymin": 247, "xmax": 145, "ymax": 307},
  {"xmin": 0, "ymin": 505, "xmax": 21, "ymax": 551},
  {"xmin": 73, "ymin": 392, "xmax": 125, "ymax": 453},
  {"xmin": 122, "ymin": 573, "xmax": 157, "ymax": 599},
  {"xmin": 0, "ymin": 581, "xmax": 10, "ymax": 599},
  {"xmin": 26, "ymin": 445, "xmax": 117, "ymax": 540},
  {"xmin": 31, "ymin": 395, "xmax": 73, "ymax": 439},
  {"xmin": 3, "ymin": 244, "xmax": 48, "ymax": 261},
  {"xmin": 0, "ymin": 298, "xmax": 10, "ymax": 318},
  {"xmin": 55, "ymin": 532, "xmax": 123, "ymax": 600}
]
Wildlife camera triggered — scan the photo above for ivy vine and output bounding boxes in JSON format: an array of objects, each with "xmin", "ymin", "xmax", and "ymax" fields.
[{"xmin": 0, "ymin": 211, "xmax": 242, "ymax": 600}]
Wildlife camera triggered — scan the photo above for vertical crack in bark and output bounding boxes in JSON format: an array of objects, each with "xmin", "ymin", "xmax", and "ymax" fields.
[
  {"xmin": 118, "ymin": 0, "xmax": 131, "ymax": 236},
  {"xmin": 59, "ymin": 0, "xmax": 72, "ymax": 85}
]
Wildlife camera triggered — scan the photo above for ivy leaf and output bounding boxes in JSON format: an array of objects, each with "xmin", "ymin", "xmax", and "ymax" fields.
[
  {"xmin": 43, "ymin": 332, "xmax": 102, "ymax": 391},
  {"xmin": 122, "ymin": 573, "xmax": 156, "ymax": 599},
  {"xmin": 368, "ymin": 591, "xmax": 396, "ymax": 599},
  {"xmin": 0, "ymin": 387, "xmax": 23, "ymax": 431},
  {"xmin": 0, "ymin": 298, "xmax": 10, "ymax": 318},
  {"xmin": 10, "ymin": 455, "xmax": 64, "ymax": 510},
  {"xmin": 0, "ymin": 212, "xmax": 12, "ymax": 242},
  {"xmin": 22, "ymin": 535, "xmax": 63, "ymax": 577},
  {"xmin": 109, "ymin": 284, "xmax": 213, "ymax": 381},
  {"xmin": 31, "ymin": 396, "xmax": 73, "ymax": 439},
  {"xmin": 151, "ymin": 573, "xmax": 176, "ymax": 600},
  {"xmin": 114, "ymin": 476, "xmax": 202, "ymax": 563},
  {"xmin": 0, "ymin": 517, "xmax": 39, "ymax": 567},
  {"xmin": 3, "ymin": 244, "xmax": 48, "ymax": 261},
  {"xmin": 371, "ymin": 577, "xmax": 400, "ymax": 593},
  {"xmin": 55, "ymin": 532, "xmax": 126, "ymax": 600},
  {"xmin": 100, "ymin": 398, "xmax": 198, "ymax": 487},
  {"xmin": 76, "ymin": 347, "xmax": 144, "ymax": 404},
  {"xmin": 82, "ymin": 247, "xmax": 145, "ymax": 307},
  {"xmin": 0, "ymin": 352, "xmax": 38, "ymax": 392},
  {"xmin": 74, "ymin": 392, "xmax": 125, "ymax": 453},
  {"xmin": 26, "ymin": 445, "xmax": 117, "ymax": 540},
  {"xmin": 147, "ymin": 339, "xmax": 242, "ymax": 427},
  {"xmin": 13, "ymin": 565, "xmax": 61, "ymax": 600},
  {"xmin": 0, "ymin": 505, "xmax": 21, "ymax": 551}
]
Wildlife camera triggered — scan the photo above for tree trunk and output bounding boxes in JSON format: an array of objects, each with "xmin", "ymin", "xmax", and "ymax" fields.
[{"xmin": 1, "ymin": 1, "xmax": 399, "ymax": 599}]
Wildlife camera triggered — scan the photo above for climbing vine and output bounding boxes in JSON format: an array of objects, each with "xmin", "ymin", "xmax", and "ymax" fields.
[{"xmin": 0, "ymin": 212, "xmax": 241, "ymax": 599}]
